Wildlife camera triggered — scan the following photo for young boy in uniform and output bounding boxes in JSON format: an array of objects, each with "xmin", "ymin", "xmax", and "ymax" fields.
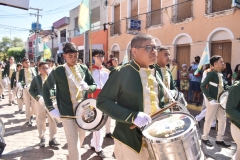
[
  {"xmin": 18, "ymin": 58, "xmax": 37, "ymax": 127},
  {"xmin": 29, "ymin": 62, "xmax": 59, "ymax": 148},
  {"xmin": 43, "ymin": 42, "xmax": 96, "ymax": 160},
  {"xmin": 11, "ymin": 63, "xmax": 24, "ymax": 113}
]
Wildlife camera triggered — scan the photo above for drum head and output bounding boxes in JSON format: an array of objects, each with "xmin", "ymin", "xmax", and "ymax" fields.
[
  {"xmin": 218, "ymin": 91, "xmax": 228, "ymax": 110},
  {"xmin": 75, "ymin": 98, "xmax": 104, "ymax": 131},
  {"xmin": 142, "ymin": 112, "xmax": 195, "ymax": 142},
  {"xmin": 16, "ymin": 87, "xmax": 23, "ymax": 99}
]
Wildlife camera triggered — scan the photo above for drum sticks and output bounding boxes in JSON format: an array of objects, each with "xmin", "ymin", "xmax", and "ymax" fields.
[{"xmin": 130, "ymin": 102, "xmax": 178, "ymax": 129}]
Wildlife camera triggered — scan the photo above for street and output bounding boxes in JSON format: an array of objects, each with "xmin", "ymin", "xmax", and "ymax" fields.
[{"xmin": 0, "ymin": 91, "xmax": 236, "ymax": 160}]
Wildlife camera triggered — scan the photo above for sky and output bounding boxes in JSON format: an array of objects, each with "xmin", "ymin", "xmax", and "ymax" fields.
[{"xmin": 0, "ymin": 0, "xmax": 82, "ymax": 42}]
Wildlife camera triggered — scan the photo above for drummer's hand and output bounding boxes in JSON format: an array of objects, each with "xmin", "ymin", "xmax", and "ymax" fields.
[
  {"xmin": 209, "ymin": 100, "xmax": 217, "ymax": 106},
  {"xmin": 38, "ymin": 96, "xmax": 45, "ymax": 105},
  {"xmin": 133, "ymin": 112, "xmax": 152, "ymax": 128},
  {"xmin": 49, "ymin": 109, "xmax": 60, "ymax": 119},
  {"xmin": 79, "ymin": 81, "xmax": 89, "ymax": 91}
]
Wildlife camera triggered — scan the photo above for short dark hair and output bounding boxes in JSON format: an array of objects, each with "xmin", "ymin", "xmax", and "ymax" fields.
[
  {"xmin": 210, "ymin": 55, "xmax": 222, "ymax": 66},
  {"xmin": 46, "ymin": 58, "xmax": 54, "ymax": 62},
  {"xmin": 92, "ymin": 49, "xmax": 105, "ymax": 57},
  {"xmin": 38, "ymin": 61, "xmax": 48, "ymax": 68},
  {"xmin": 159, "ymin": 47, "xmax": 169, "ymax": 52},
  {"xmin": 30, "ymin": 61, "xmax": 34, "ymax": 63},
  {"xmin": 8, "ymin": 56, "xmax": 14, "ymax": 60},
  {"xmin": 130, "ymin": 33, "xmax": 154, "ymax": 49},
  {"xmin": 17, "ymin": 63, "xmax": 22, "ymax": 68},
  {"xmin": 22, "ymin": 57, "xmax": 29, "ymax": 63},
  {"xmin": 63, "ymin": 42, "xmax": 78, "ymax": 54}
]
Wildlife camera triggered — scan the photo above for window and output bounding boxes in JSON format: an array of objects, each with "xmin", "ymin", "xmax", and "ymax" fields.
[
  {"xmin": 172, "ymin": 0, "xmax": 193, "ymax": 23},
  {"xmin": 74, "ymin": 17, "xmax": 80, "ymax": 36},
  {"xmin": 131, "ymin": 0, "xmax": 138, "ymax": 19},
  {"xmin": 146, "ymin": 0, "xmax": 162, "ymax": 28},
  {"xmin": 60, "ymin": 29, "xmax": 66, "ymax": 43},
  {"xmin": 206, "ymin": 0, "xmax": 232, "ymax": 14},
  {"xmin": 114, "ymin": 5, "xmax": 121, "ymax": 35}
]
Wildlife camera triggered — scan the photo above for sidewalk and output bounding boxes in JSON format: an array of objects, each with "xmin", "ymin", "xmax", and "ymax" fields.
[{"xmin": 0, "ymin": 91, "xmax": 236, "ymax": 160}]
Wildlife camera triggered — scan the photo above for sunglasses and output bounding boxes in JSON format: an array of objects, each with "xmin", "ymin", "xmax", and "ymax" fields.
[{"xmin": 136, "ymin": 45, "xmax": 161, "ymax": 53}]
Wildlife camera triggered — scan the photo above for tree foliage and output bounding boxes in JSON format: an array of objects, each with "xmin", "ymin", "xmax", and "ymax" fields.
[
  {"xmin": 0, "ymin": 36, "xmax": 24, "ymax": 61},
  {"xmin": 7, "ymin": 47, "xmax": 26, "ymax": 63}
]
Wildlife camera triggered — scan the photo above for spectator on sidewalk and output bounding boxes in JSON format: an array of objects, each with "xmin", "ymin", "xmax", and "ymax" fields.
[
  {"xmin": 222, "ymin": 62, "xmax": 232, "ymax": 86},
  {"xmin": 170, "ymin": 59, "xmax": 178, "ymax": 87},
  {"xmin": 188, "ymin": 62, "xmax": 195, "ymax": 103},
  {"xmin": 180, "ymin": 64, "xmax": 189, "ymax": 101},
  {"xmin": 232, "ymin": 64, "xmax": 240, "ymax": 82},
  {"xmin": 190, "ymin": 56, "xmax": 202, "ymax": 106}
]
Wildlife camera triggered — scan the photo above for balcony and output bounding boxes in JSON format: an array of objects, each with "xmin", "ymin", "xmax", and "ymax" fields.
[
  {"xmin": 146, "ymin": 9, "xmax": 163, "ymax": 28},
  {"xmin": 171, "ymin": 0, "xmax": 193, "ymax": 24},
  {"xmin": 110, "ymin": 20, "xmax": 121, "ymax": 36}
]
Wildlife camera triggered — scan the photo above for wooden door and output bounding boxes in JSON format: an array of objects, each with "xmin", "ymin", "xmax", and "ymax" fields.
[
  {"xmin": 211, "ymin": 42, "xmax": 231, "ymax": 63},
  {"xmin": 131, "ymin": 0, "xmax": 138, "ymax": 19},
  {"xmin": 176, "ymin": 45, "xmax": 190, "ymax": 67},
  {"xmin": 114, "ymin": 5, "xmax": 121, "ymax": 34},
  {"xmin": 113, "ymin": 51, "xmax": 119, "ymax": 60},
  {"xmin": 151, "ymin": 0, "xmax": 161, "ymax": 25}
]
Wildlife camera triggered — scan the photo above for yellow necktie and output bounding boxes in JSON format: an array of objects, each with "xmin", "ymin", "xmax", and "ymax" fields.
[
  {"xmin": 163, "ymin": 67, "xmax": 169, "ymax": 103},
  {"xmin": 70, "ymin": 66, "xmax": 80, "ymax": 82},
  {"xmin": 145, "ymin": 69, "xmax": 158, "ymax": 114}
]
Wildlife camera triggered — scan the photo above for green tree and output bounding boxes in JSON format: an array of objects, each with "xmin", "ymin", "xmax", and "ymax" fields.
[
  {"xmin": 7, "ymin": 47, "xmax": 26, "ymax": 63},
  {"xmin": 0, "ymin": 37, "xmax": 11, "ymax": 61},
  {"xmin": 11, "ymin": 37, "xmax": 24, "ymax": 47}
]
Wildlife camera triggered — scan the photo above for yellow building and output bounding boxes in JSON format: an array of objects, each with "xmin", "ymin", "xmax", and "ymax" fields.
[{"xmin": 107, "ymin": 0, "xmax": 240, "ymax": 68}]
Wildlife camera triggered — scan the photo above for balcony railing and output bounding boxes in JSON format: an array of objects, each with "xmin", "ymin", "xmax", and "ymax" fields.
[
  {"xmin": 110, "ymin": 20, "xmax": 121, "ymax": 36},
  {"xmin": 171, "ymin": 0, "xmax": 193, "ymax": 23},
  {"xmin": 146, "ymin": 9, "xmax": 163, "ymax": 28},
  {"xmin": 206, "ymin": 0, "xmax": 232, "ymax": 14}
]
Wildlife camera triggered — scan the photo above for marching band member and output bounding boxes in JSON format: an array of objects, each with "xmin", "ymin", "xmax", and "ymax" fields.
[
  {"xmin": 43, "ymin": 42, "xmax": 96, "ymax": 160},
  {"xmin": 18, "ymin": 58, "xmax": 37, "ymax": 127},
  {"xmin": 155, "ymin": 47, "xmax": 176, "ymax": 106},
  {"xmin": 97, "ymin": 34, "xmax": 162, "ymax": 160},
  {"xmin": 87, "ymin": 49, "xmax": 111, "ymax": 158},
  {"xmin": 10, "ymin": 63, "xmax": 24, "ymax": 114},
  {"xmin": 226, "ymin": 71, "xmax": 240, "ymax": 160},
  {"xmin": 29, "ymin": 61, "xmax": 59, "ymax": 148},
  {"xmin": 0, "ymin": 63, "xmax": 4, "ymax": 100},
  {"xmin": 3, "ymin": 56, "xmax": 16, "ymax": 106},
  {"xmin": 201, "ymin": 55, "xmax": 231, "ymax": 147}
]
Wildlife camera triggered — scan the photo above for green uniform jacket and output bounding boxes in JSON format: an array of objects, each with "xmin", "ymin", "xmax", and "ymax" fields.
[
  {"xmin": 226, "ymin": 80, "xmax": 240, "ymax": 129},
  {"xmin": 42, "ymin": 64, "xmax": 96, "ymax": 116},
  {"xmin": 155, "ymin": 64, "xmax": 176, "ymax": 106},
  {"xmin": 18, "ymin": 67, "xmax": 37, "ymax": 85},
  {"xmin": 3, "ymin": 63, "xmax": 15, "ymax": 77},
  {"xmin": 29, "ymin": 75, "xmax": 55, "ymax": 101},
  {"xmin": 97, "ymin": 61, "xmax": 163, "ymax": 153},
  {"xmin": 201, "ymin": 71, "xmax": 229, "ymax": 101},
  {"xmin": 10, "ymin": 71, "xmax": 17, "ymax": 89}
]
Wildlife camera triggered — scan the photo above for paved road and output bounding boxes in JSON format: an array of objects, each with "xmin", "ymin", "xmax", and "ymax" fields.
[{"xmin": 0, "ymin": 90, "xmax": 236, "ymax": 160}]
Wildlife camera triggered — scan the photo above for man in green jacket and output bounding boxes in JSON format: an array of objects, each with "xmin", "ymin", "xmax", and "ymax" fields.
[
  {"xmin": 155, "ymin": 47, "xmax": 176, "ymax": 107},
  {"xmin": 42, "ymin": 42, "xmax": 96, "ymax": 160},
  {"xmin": 18, "ymin": 58, "xmax": 37, "ymax": 126},
  {"xmin": 3, "ymin": 56, "xmax": 16, "ymax": 105},
  {"xmin": 201, "ymin": 55, "xmax": 231, "ymax": 147},
  {"xmin": 29, "ymin": 61, "xmax": 59, "ymax": 148},
  {"xmin": 11, "ymin": 63, "xmax": 24, "ymax": 113},
  {"xmin": 97, "ymin": 34, "xmax": 163, "ymax": 160},
  {"xmin": 226, "ymin": 75, "xmax": 240, "ymax": 159}
]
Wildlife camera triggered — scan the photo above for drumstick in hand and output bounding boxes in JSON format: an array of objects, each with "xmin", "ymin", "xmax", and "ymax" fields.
[{"xmin": 129, "ymin": 102, "xmax": 177, "ymax": 130}]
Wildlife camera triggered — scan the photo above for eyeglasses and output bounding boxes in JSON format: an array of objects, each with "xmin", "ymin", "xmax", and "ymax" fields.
[
  {"xmin": 136, "ymin": 45, "xmax": 160, "ymax": 53},
  {"xmin": 94, "ymin": 55, "xmax": 104, "ymax": 58}
]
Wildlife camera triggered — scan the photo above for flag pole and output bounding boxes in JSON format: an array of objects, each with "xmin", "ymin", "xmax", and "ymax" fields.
[{"xmin": 89, "ymin": 0, "xmax": 92, "ymax": 71}]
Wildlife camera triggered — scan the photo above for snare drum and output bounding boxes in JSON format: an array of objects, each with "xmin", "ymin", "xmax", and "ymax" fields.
[
  {"xmin": 16, "ymin": 87, "xmax": 23, "ymax": 99},
  {"xmin": 218, "ymin": 91, "xmax": 228, "ymax": 110},
  {"xmin": 75, "ymin": 98, "xmax": 108, "ymax": 132},
  {"xmin": 142, "ymin": 112, "xmax": 202, "ymax": 160}
]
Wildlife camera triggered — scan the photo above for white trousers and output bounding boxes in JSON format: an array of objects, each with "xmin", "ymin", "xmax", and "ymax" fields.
[
  {"xmin": 114, "ymin": 139, "xmax": 149, "ymax": 160},
  {"xmin": 0, "ymin": 80, "xmax": 4, "ymax": 96},
  {"xmin": 91, "ymin": 117, "xmax": 111, "ymax": 152},
  {"xmin": 13, "ymin": 87, "xmax": 23, "ymax": 110},
  {"xmin": 8, "ymin": 84, "xmax": 15, "ymax": 102},
  {"xmin": 202, "ymin": 97, "xmax": 226, "ymax": 141},
  {"xmin": 22, "ymin": 88, "xmax": 35, "ymax": 122},
  {"xmin": 231, "ymin": 123, "xmax": 240, "ymax": 160},
  {"xmin": 35, "ymin": 101, "xmax": 57, "ymax": 140},
  {"xmin": 61, "ymin": 118, "xmax": 86, "ymax": 160},
  {"xmin": 195, "ymin": 108, "xmax": 216, "ymax": 127}
]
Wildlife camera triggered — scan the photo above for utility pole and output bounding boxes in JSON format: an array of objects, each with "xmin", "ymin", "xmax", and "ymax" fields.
[{"xmin": 30, "ymin": 7, "xmax": 42, "ymax": 62}]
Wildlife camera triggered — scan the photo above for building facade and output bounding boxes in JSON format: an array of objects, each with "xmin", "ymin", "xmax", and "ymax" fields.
[
  {"xmin": 69, "ymin": 0, "xmax": 108, "ymax": 63},
  {"xmin": 108, "ymin": 0, "xmax": 240, "ymax": 68}
]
